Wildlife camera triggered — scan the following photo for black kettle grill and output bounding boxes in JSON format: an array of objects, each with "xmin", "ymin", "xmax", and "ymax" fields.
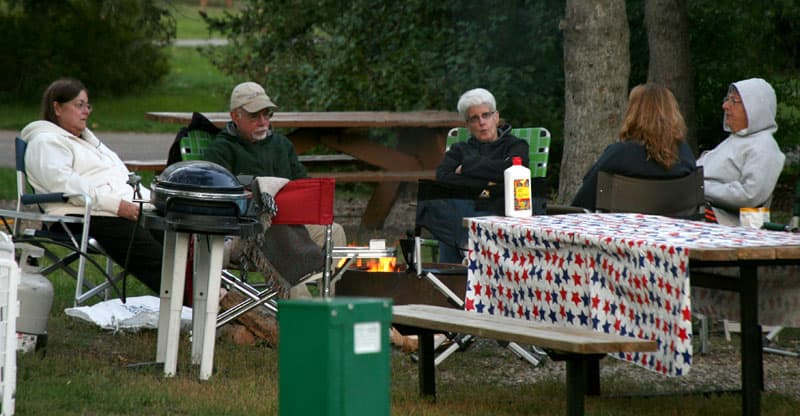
[{"xmin": 145, "ymin": 161, "xmax": 261, "ymax": 236}]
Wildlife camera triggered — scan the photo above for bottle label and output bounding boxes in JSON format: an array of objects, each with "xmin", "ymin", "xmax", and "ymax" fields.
[{"xmin": 513, "ymin": 178, "xmax": 531, "ymax": 210}]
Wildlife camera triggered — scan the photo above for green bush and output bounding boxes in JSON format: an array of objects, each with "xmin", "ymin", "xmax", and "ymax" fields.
[{"xmin": 0, "ymin": 0, "xmax": 175, "ymax": 103}]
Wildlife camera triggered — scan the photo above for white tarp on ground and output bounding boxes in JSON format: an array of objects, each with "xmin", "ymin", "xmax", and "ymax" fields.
[{"xmin": 64, "ymin": 296, "xmax": 192, "ymax": 332}]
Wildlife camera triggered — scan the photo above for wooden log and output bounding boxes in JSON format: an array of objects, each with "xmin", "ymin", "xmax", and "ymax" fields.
[{"xmin": 219, "ymin": 290, "xmax": 279, "ymax": 347}]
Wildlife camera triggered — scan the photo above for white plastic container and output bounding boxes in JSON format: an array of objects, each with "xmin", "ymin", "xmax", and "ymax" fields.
[
  {"xmin": 0, "ymin": 232, "xmax": 19, "ymax": 415},
  {"xmin": 504, "ymin": 156, "xmax": 532, "ymax": 217}
]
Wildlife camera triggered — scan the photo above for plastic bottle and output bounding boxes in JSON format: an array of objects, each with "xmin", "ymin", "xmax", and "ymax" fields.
[{"xmin": 504, "ymin": 156, "xmax": 532, "ymax": 217}]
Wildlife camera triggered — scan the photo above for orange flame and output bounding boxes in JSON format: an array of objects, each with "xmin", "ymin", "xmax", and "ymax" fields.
[{"xmin": 337, "ymin": 256, "xmax": 397, "ymax": 272}]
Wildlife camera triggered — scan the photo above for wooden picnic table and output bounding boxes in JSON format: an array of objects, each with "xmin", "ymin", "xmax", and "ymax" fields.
[{"xmin": 145, "ymin": 111, "xmax": 465, "ymax": 228}]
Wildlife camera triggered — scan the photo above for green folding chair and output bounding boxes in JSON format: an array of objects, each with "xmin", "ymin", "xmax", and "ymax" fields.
[
  {"xmin": 179, "ymin": 129, "xmax": 214, "ymax": 160},
  {"xmin": 446, "ymin": 127, "xmax": 551, "ymax": 178}
]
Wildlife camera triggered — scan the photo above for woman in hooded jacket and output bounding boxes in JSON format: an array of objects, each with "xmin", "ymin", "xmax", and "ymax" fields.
[
  {"xmin": 20, "ymin": 78, "xmax": 163, "ymax": 295},
  {"xmin": 697, "ymin": 78, "xmax": 785, "ymax": 226}
]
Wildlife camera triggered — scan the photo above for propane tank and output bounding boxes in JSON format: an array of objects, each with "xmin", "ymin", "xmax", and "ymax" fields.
[
  {"xmin": 15, "ymin": 243, "xmax": 54, "ymax": 352},
  {"xmin": 504, "ymin": 156, "xmax": 533, "ymax": 217}
]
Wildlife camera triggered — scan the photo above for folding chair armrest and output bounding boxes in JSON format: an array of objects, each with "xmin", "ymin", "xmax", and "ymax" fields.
[{"xmin": 21, "ymin": 192, "xmax": 68, "ymax": 205}]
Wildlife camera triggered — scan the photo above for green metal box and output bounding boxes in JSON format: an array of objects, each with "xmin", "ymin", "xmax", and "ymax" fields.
[{"xmin": 278, "ymin": 297, "xmax": 392, "ymax": 416}]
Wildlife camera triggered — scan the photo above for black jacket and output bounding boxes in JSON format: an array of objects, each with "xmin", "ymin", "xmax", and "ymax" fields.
[
  {"xmin": 572, "ymin": 140, "xmax": 697, "ymax": 211},
  {"xmin": 436, "ymin": 125, "xmax": 530, "ymax": 188}
]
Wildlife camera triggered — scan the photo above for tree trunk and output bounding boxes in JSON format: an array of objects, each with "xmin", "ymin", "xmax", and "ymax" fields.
[
  {"xmin": 645, "ymin": 0, "xmax": 696, "ymax": 151},
  {"xmin": 559, "ymin": 0, "xmax": 630, "ymax": 204}
]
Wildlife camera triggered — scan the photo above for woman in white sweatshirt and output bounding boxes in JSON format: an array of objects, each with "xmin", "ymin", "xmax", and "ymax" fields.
[
  {"xmin": 21, "ymin": 78, "xmax": 163, "ymax": 295},
  {"xmin": 697, "ymin": 78, "xmax": 785, "ymax": 226}
]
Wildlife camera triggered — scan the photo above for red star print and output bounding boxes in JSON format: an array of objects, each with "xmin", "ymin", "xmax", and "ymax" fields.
[
  {"xmin": 571, "ymin": 292, "xmax": 581, "ymax": 306},
  {"xmin": 574, "ymin": 253, "xmax": 584, "ymax": 267},
  {"xmin": 678, "ymin": 327, "xmax": 688, "ymax": 342},
  {"xmin": 591, "ymin": 295, "xmax": 600, "ymax": 309},
  {"xmin": 465, "ymin": 297, "xmax": 475, "ymax": 311},
  {"xmin": 572, "ymin": 272, "xmax": 582, "ymax": 286},
  {"xmin": 682, "ymin": 306, "xmax": 691, "ymax": 322}
]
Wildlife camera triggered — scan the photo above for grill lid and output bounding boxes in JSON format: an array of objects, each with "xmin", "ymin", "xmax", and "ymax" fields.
[
  {"xmin": 151, "ymin": 160, "xmax": 251, "ymax": 217},
  {"xmin": 154, "ymin": 160, "xmax": 245, "ymax": 194}
]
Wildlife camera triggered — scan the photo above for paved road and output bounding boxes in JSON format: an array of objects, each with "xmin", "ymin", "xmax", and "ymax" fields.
[
  {"xmin": 1, "ymin": 130, "xmax": 174, "ymax": 169},
  {"xmin": 0, "ymin": 38, "xmax": 228, "ymax": 169}
]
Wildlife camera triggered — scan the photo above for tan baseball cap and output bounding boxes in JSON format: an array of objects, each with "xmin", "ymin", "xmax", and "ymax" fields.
[{"xmin": 229, "ymin": 81, "xmax": 278, "ymax": 112}]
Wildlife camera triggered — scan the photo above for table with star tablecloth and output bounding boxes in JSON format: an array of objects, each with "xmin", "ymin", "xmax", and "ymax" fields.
[{"xmin": 464, "ymin": 213, "xmax": 800, "ymax": 416}]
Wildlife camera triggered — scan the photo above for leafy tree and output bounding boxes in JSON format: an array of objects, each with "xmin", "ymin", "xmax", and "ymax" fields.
[
  {"xmin": 203, "ymin": 0, "xmax": 564, "ymax": 131},
  {"xmin": 0, "ymin": 0, "xmax": 175, "ymax": 102},
  {"xmin": 559, "ymin": 0, "xmax": 630, "ymax": 203},
  {"xmin": 687, "ymin": 1, "xmax": 800, "ymax": 154}
]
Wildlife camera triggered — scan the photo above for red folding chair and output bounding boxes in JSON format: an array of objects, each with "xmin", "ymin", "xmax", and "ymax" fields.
[{"xmin": 216, "ymin": 178, "xmax": 335, "ymax": 327}]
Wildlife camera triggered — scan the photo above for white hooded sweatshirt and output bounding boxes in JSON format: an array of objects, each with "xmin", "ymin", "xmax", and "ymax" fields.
[
  {"xmin": 20, "ymin": 120, "xmax": 150, "ymax": 217},
  {"xmin": 697, "ymin": 78, "xmax": 785, "ymax": 226}
]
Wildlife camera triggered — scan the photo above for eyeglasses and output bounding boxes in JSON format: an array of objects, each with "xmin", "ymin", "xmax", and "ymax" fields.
[
  {"xmin": 70, "ymin": 100, "xmax": 93, "ymax": 112},
  {"xmin": 466, "ymin": 111, "xmax": 496, "ymax": 124},
  {"xmin": 241, "ymin": 108, "xmax": 274, "ymax": 121},
  {"xmin": 722, "ymin": 95, "xmax": 742, "ymax": 105}
]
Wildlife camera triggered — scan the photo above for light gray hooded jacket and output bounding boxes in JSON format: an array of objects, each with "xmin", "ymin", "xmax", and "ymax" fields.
[{"xmin": 697, "ymin": 78, "xmax": 785, "ymax": 225}]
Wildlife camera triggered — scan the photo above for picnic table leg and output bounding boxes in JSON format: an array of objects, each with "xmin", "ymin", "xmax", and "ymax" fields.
[
  {"xmin": 740, "ymin": 264, "xmax": 762, "ymax": 416},
  {"xmin": 565, "ymin": 356, "xmax": 588, "ymax": 416},
  {"xmin": 362, "ymin": 183, "xmax": 401, "ymax": 229},
  {"xmin": 586, "ymin": 358, "xmax": 601, "ymax": 396},
  {"xmin": 418, "ymin": 330, "xmax": 436, "ymax": 399}
]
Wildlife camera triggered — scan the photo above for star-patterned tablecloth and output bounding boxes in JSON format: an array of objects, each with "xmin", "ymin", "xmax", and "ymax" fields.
[{"xmin": 464, "ymin": 213, "xmax": 800, "ymax": 377}]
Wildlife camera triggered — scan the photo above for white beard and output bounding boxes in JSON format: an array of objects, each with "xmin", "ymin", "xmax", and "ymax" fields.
[{"xmin": 252, "ymin": 129, "xmax": 269, "ymax": 141}]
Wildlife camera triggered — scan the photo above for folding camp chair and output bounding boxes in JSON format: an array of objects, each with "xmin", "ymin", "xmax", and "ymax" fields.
[
  {"xmin": 447, "ymin": 127, "xmax": 551, "ymax": 177},
  {"xmin": 595, "ymin": 167, "xmax": 705, "ymax": 218},
  {"xmin": 0, "ymin": 138, "xmax": 124, "ymax": 305},
  {"xmin": 170, "ymin": 114, "xmax": 342, "ymax": 326},
  {"xmin": 713, "ymin": 180, "xmax": 800, "ymax": 358},
  {"xmin": 216, "ymin": 178, "xmax": 337, "ymax": 327}
]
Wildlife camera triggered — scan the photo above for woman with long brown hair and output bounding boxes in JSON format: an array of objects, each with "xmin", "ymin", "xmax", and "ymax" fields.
[{"xmin": 572, "ymin": 83, "xmax": 697, "ymax": 210}]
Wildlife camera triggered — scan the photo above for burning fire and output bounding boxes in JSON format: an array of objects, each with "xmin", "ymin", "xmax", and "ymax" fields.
[{"xmin": 337, "ymin": 256, "xmax": 397, "ymax": 272}]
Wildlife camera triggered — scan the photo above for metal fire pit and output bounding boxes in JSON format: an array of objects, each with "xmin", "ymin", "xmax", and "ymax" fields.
[{"xmin": 335, "ymin": 264, "xmax": 467, "ymax": 308}]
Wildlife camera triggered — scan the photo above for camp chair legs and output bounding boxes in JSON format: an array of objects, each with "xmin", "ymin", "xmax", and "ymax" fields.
[{"xmin": 217, "ymin": 269, "xmax": 278, "ymax": 329}]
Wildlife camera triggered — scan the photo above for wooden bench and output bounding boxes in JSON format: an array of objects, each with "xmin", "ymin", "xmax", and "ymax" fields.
[
  {"xmin": 392, "ymin": 304, "xmax": 657, "ymax": 416},
  {"xmin": 308, "ymin": 169, "xmax": 435, "ymax": 183}
]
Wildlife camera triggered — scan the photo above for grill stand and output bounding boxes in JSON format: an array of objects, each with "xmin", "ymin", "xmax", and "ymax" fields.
[{"xmin": 144, "ymin": 212, "xmax": 260, "ymax": 380}]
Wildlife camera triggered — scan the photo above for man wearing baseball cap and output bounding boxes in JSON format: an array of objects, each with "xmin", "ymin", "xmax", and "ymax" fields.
[
  {"xmin": 204, "ymin": 81, "xmax": 307, "ymax": 179},
  {"xmin": 204, "ymin": 81, "xmax": 346, "ymax": 298}
]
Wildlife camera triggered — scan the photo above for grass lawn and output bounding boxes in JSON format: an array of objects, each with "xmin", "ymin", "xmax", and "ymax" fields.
[{"xmin": 0, "ymin": 2, "xmax": 235, "ymax": 133}]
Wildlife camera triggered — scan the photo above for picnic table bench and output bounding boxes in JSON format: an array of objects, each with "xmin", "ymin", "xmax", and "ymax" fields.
[{"xmin": 392, "ymin": 304, "xmax": 657, "ymax": 416}]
